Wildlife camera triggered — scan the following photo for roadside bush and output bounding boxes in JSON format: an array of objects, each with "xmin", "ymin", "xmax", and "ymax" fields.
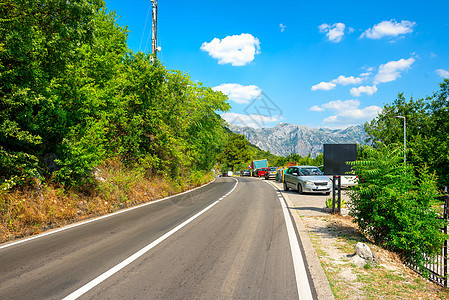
[
  {"xmin": 325, "ymin": 198, "xmax": 346, "ymax": 209},
  {"xmin": 347, "ymin": 143, "xmax": 447, "ymax": 271}
]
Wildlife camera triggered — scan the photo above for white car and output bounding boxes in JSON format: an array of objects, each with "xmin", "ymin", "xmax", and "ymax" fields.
[
  {"xmin": 325, "ymin": 175, "xmax": 358, "ymax": 188},
  {"xmin": 283, "ymin": 166, "xmax": 332, "ymax": 195}
]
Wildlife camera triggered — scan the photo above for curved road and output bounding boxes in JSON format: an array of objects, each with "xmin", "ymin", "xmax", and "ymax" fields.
[{"xmin": 0, "ymin": 177, "xmax": 315, "ymax": 299}]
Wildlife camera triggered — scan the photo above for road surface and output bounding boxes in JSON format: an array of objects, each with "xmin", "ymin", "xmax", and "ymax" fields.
[{"xmin": 0, "ymin": 177, "xmax": 315, "ymax": 299}]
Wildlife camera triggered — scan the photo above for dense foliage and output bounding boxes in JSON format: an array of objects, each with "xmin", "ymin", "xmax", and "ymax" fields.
[
  {"xmin": 0, "ymin": 0, "xmax": 229, "ymax": 189},
  {"xmin": 365, "ymin": 79, "xmax": 449, "ymax": 186},
  {"xmin": 348, "ymin": 144, "xmax": 446, "ymax": 269}
]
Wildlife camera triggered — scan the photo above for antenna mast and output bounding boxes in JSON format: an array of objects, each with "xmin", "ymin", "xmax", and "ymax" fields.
[{"xmin": 151, "ymin": 0, "xmax": 158, "ymax": 57}]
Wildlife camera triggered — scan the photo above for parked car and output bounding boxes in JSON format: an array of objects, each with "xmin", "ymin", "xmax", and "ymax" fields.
[
  {"xmin": 241, "ymin": 169, "xmax": 251, "ymax": 176},
  {"xmin": 257, "ymin": 167, "xmax": 267, "ymax": 178},
  {"xmin": 222, "ymin": 171, "xmax": 233, "ymax": 177},
  {"xmin": 264, "ymin": 167, "xmax": 278, "ymax": 180},
  {"xmin": 283, "ymin": 165, "xmax": 332, "ymax": 195}
]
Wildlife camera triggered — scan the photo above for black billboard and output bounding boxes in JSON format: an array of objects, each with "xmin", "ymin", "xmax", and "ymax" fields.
[{"xmin": 323, "ymin": 144, "xmax": 357, "ymax": 175}]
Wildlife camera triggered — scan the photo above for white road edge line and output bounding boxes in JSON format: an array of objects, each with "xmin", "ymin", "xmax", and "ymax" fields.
[
  {"xmin": 267, "ymin": 181, "xmax": 313, "ymax": 300},
  {"xmin": 62, "ymin": 178, "xmax": 238, "ymax": 300},
  {"xmin": 0, "ymin": 177, "xmax": 220, "ymax": 250}
]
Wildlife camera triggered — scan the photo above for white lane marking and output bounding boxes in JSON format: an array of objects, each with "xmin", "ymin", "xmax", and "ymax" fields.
[
  {"xmin": 0, "ymin": 178, "xmax": 218, "ymax": 250},
  {"xmin": 62, "ymin": 178, "xmax": 238, "ymax": 300},
  {"xmin": 279, "ymin": 195, "xmax": 313, "ymax": 299},
  {"xmin": 277, "ymin": 199, "xmax": 313, "ymax": 297},
  {"xmin": 266, "ymin": 181, "xmax": 313, "ymax": 300}
]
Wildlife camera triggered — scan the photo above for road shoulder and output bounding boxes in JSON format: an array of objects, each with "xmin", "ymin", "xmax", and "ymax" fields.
[{"xmin": 267, "ymin": 180, "xmax": 335, "ymax": 300}]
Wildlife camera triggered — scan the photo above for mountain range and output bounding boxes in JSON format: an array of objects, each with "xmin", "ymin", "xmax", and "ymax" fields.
[{"xmin": 228, "ymin": 123, "xmax": 367, "ymax": 157}]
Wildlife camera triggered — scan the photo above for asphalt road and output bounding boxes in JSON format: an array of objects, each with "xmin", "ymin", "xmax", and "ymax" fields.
[{"xmin": 0, "ymin": 177, "xmax": 314, "ymax": 299}]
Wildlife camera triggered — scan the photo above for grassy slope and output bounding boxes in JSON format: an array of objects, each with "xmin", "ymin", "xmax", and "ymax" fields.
[{"xmin": 0, "ymin": 159, "xmax": 214, "ymax": 243}]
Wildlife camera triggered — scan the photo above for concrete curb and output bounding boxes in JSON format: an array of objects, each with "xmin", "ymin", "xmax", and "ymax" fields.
[{"xmin": 269, "ymin": 181, "xmax": 335, "ymax": 300}]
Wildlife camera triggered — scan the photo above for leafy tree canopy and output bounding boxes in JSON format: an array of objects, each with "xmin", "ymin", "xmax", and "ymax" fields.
[
  {"xmin": 365, "ymin": 79, "xmax": 449, "ymax": 186},
  {"xmin": 0, "ymin": 0, "xmax": 230, "ymax": 189}
]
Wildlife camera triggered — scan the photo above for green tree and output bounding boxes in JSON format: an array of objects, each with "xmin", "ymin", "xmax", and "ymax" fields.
[
  {"xmin": 365, "ymin": 80, "xmax": 449, "ymax": 186},
  {"xmin": 217, "ymin": 132, "xmax": 253, "ymax": 172},
  {"xmin": 0, "ymin": 0, "xmax": 103, "ymax": 187},
  {"xmin": 348, "ymin": 144, "xmax": 446, "ymax": 270},
  {"xmin": 0, "ymin": 1, "xmax": 231, "ymax": 188}
]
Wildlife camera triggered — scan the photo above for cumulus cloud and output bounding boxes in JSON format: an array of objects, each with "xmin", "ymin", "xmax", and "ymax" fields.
[
  {"xmin": 361, "ymin": 20, "xmax": 416, "ymax": 39},
  {"xmin": 436, "ymin": 69, "xmax": 449, "ymax": 78},
  {"xmin": 310, "ymin": 105, "xmax": 325, "ymax": 112},
  {"xmin": 322, "ymin": 99, "xmax": 360, "ymax": 111},
  {"xmin": 200, "ymin": 33, "xmax": 260, "ymax": 66},
  {"xmin": 350, "ymin": 85, "xmax": 378, "ymax": 97},
  {"xmin": 213, "ymin": 83, "xmax": 261, "ymax": 104},
  {"xmin": 318, "ymin": 100, "xmax": 381, "ymax": 127},
  {"xmin": 319, "ymin": 23, "xmax": 346, "ymax": 43},
  {"xmin": 332, "ymin": 75, "xmax": 363, "ymax": 85},
  {"xmin": 374, "ymin": 58, "xmax": 415, "ymax": 84},
  {"xmin": 221, "ymin": 112, "xmax": 281, "ymax": 128},
  {"xmin": 311, "ymin": 81, "xmax": 337, "ymax": 91},
  {"xmin": 311, "ymin": 75, "xmax": 363, "ymax": 91}
]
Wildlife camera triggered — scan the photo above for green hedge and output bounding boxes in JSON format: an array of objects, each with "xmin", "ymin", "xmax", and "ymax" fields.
[{"xmin": 348, "ymin": 144, "xmax": 447, "ymax": 271}]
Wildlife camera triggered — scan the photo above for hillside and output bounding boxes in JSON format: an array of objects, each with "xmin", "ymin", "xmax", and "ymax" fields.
[{"xmin": 228, "ymin": 123, "xmax": 367, "ymax": 157}]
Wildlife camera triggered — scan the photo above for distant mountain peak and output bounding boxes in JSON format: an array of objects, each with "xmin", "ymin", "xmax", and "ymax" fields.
[{"xmin": 228, "ymin": 122, "xmax": 366, "ymax": 157}]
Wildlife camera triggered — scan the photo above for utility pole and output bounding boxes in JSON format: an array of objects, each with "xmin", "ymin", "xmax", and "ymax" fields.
[{"xmin": 151, "ymin": 0, "xmax": 158, "ymax": 57}]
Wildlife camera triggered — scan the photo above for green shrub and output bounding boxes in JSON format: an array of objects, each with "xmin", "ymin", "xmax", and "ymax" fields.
[
  {"xmin": 347, "ymin": 143, "xmax": 447, "ymax": 271},
  {"xmin": 325, "ymin": 198, "xmax": 346, "ymax": 208}
]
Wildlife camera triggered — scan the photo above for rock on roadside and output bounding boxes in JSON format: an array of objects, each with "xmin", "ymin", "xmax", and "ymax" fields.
[{"xmin": 355, "ymin": 242, "xmax": 376, "ymax": 262}]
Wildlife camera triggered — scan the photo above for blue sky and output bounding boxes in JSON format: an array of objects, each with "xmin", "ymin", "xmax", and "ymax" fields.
[{"xmin": 106, "ymin": 0, "xmax": 449, "ymax": 129}]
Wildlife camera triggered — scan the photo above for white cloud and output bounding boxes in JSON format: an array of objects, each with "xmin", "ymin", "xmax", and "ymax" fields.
[
  {"xmin": 331, "ymin": 75, "xmax": 363, "ymax": 85},
  {"xmin": 361, "ymin": 20, "xmax": 416, "ymax": 39},
  {"xmin": 200, "ymin": 33, "xmax": 260, "ymax": 66},
  {"xmin": 360, "ymin": 72, "xmax": 372, "ymax": 77},
  {"xmin": 279, "ymin": 24, "xmax": 286, "ymax": 32},
  {"xmin": 322, "ymin": 99, "xmax": 360, "ymax": 111},
  {"xmin": 350, "ymin": 85, "xmax": 378, "ymax": 97},
  {"xmin": 319, "ymin": 23, "xmax": 346, "ymax": 43},
  {"xmin": 311, "ymin": 75, "xmax": 363, "ymax": 91},
  {"xmin": 310, "ymin": 105, "xmax": 325, "ymax": 112},
  {"xmin": 311, "ymin": 81, "xmax": 336, "ymax": 91},
  {"xmin": 374, "ymin": 58, "xmax": 415, "ymax": 84},
  {"xmin": 315, "ymin": 100, "xmax": 381, "ymax": 128},
  {"xmin": 436, "ymin": 69, "xmax": 449, "ymax": 78},
  {"xmin": 213, "ymin": 83, "xmax": 261, "ymax": 104},
  {"xmin": 221, "ymin": 112, "xmax": 281, "ymax": 128}
]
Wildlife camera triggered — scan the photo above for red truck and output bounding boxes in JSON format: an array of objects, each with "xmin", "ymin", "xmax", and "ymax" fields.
[{"xmin": 251, "ymin": 159, "xmax": 268, "ymax": 177}]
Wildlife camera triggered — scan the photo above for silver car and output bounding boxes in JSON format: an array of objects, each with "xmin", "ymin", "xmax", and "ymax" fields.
[{"xmin": 283, "ymin": 166, "xmax": 332, "ymax": 195}]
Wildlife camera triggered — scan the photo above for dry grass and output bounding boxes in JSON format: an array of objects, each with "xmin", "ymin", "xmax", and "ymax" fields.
[
  {"xmin": 0, "ymin": 160, "xmax": 214, "ymax": 243},
  {"xmin": 303, "ymin": 215, "xmax": 449, "ymax": 299}
]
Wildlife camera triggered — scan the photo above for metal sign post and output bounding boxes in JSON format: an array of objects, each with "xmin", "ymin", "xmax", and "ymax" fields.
[{"xmin": 332, "ymin": 175, "xmax": 342, "ymax": 215}]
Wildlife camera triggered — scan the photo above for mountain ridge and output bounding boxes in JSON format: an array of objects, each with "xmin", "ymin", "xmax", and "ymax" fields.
[{"xmin": 228, "ymin": 122, "xmax": 367, "ymax": 157}]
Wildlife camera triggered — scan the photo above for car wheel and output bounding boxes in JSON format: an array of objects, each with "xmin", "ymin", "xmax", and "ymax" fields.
[
  {"xmin": 298, "ymin": 183, "xmax": 303, "ymax": 194},
  {"xmin": 283, "ymin": 181, "xmax": 289, "ymax": 191}
]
